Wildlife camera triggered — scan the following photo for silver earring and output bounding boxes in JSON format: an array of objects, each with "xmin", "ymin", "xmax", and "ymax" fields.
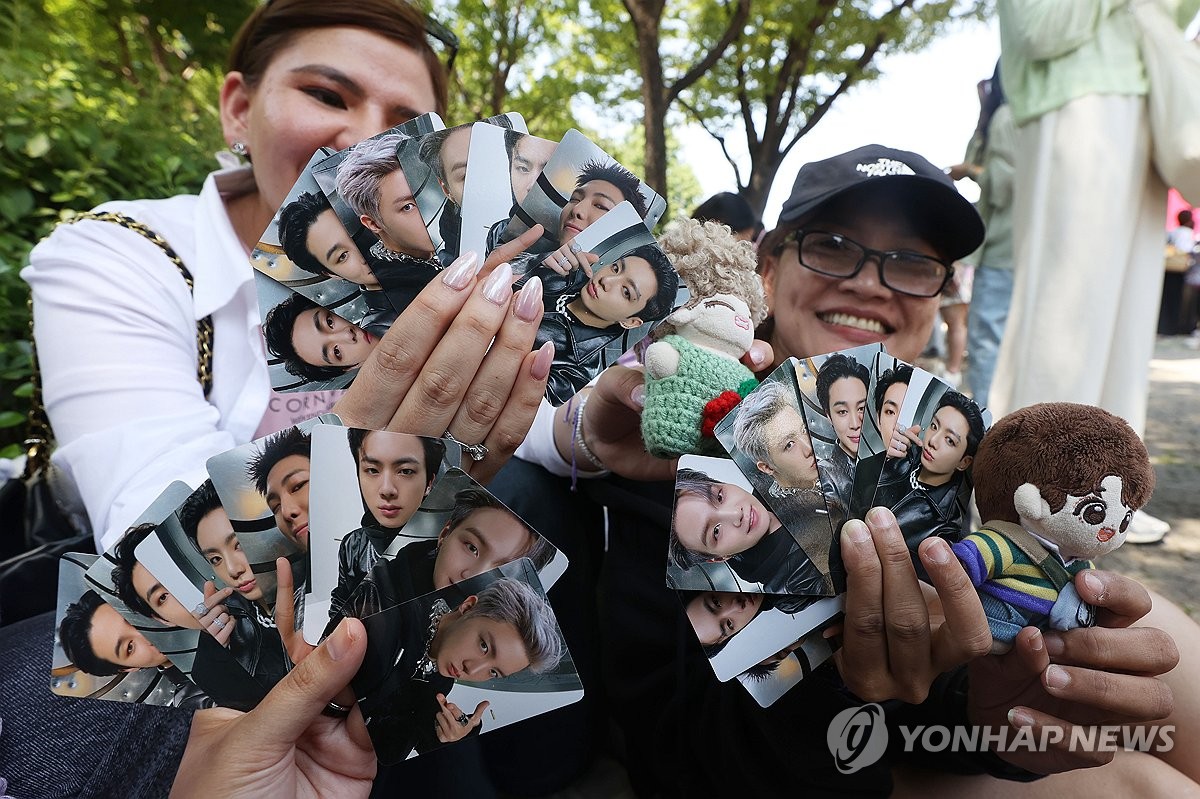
[{"xmin": 231, "ymin": 141, "xmax": 248, "ymax": 156}]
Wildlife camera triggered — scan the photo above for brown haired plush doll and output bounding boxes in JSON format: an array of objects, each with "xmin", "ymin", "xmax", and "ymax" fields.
[{"xmin": 952, "ymin": 403, "xmax": 1155, "ymax": 654}]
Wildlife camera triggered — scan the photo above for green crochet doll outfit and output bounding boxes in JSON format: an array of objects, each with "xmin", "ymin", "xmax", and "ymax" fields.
[{"xmin": 641, "ymin": 334, "xmax": 757, "ymax": 458}]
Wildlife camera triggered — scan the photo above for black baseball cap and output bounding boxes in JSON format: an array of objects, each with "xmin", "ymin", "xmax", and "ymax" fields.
[{"xmin": 777, "ymin": 144, "xmax": 984, "ymax": 262}]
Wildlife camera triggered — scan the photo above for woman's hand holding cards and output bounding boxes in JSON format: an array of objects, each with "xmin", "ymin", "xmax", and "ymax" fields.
[{"xmin": 332, "ymin": 248, "xmax": 552, "ymax": 485}]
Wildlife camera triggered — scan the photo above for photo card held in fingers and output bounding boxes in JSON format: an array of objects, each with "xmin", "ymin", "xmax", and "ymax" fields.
[
  {"xmin": 678, "ymin": 587, "xmax": 842, "ymax": 684},
  {"xmin": 666, "ymin": 455, "xmax": 829, "ymax": 597},
  {"xmin": 714, "ymin": 359, "xmax": 838, "ymax": 594},
  {"xmin": 305, "ymin": 424, "xmax": 567, "ymax": 643},
  {"xmin": 349, "ymin": 558, "xmax": 583, "ymax": 764},
  {"xmin": 733, "ymin": 606, "xmax": 842, "ymax": 708},
  {"xmin": 847, "ymin": 351, "xmax": 914, "ymax": 519},
  {"xmin": 870, "ymin": 367, "xmax": 991, "ymax": 569}
]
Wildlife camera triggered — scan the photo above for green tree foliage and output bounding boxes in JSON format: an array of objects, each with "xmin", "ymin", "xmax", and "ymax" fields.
[
  {"xmin": 680, "ymin": 0, "xmax": 992, "ymax": 212},
  {"xmin": 0, "ymin": 0, "xmax": 246, "ymax": 454}
]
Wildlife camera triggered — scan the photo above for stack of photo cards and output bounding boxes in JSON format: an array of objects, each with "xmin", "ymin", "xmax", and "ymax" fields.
[
  {"xmin": 249, "ymin": 112, "xmax": 684, "ymax": 405},
  {"xmin": 304, "ymin": 423, "xmax": 568, "ymax": 644},
  {"xmin": 349, "ymin": 558, "xmax": 582, "ymax": 764},
  {"xmin": 51, "ymin": 421, "xmax": 584, "ymax": 762}
]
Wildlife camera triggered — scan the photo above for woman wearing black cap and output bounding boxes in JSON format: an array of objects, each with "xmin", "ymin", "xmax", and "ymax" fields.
[{"xmin": 511, "ymin": 144, "xmax": 1196, "ymax": 796}]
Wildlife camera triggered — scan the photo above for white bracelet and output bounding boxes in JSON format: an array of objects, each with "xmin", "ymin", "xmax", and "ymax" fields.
[{"xmin": 573, "ymin": 392, "xmax": 607, "ymax": 472}]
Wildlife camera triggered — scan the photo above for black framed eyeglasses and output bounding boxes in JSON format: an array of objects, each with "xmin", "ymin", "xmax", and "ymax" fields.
[{"xmin": 788, "ymin": 230, "xmax": 954, "ymax": 298}]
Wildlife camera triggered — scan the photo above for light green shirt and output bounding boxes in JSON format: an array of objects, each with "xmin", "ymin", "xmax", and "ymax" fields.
[
  {"xmin": 965, "ymin": 103, "xmax": 1016, "ymax": 270},
  {"xmin": 998, "ymin": 0, "xmax": 1200, "ymax": 125}
]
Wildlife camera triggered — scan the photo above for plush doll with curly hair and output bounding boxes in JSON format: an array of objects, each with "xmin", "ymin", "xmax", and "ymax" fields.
[
  {"xmin": 641, "ymin": 219, "xmax": 769, "ymax": 458},
  {"xmin": 952, "ymin": 403, "xmax": 1155, "ymax": 653}
]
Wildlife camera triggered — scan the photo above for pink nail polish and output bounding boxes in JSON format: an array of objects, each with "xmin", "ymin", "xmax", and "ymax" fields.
[
  {"xmin": 482, "ymin": 262, "xmax": 514, "ymax": 305},
  {"xmin": 442, "ymin": 251, "xmax": 481, "ymax": 290},
  {"xmin": 531, "ymin": 340, "xmax": 554, "ymax": 380},
  {"xmin": 514, "ymin": 276, "xmax": 543, "ymax": 321}
]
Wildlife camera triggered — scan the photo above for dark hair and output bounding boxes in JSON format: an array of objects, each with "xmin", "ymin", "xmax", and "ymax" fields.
[
  {"xmin": 277, "ymin": 192, "xmax": 334, "ymax": 277},
  {"xmin": 227, "ymin": 0, "xmax": 447, "ymax": 116},
  {"xmin": 575, "ymin": 160, "xmax": 648, "ymax": 219},
  {"xmin": 346, "ymin": 429, "xmax": 445, "ymax": 488},
  {"xmin": 1178, "ymin": 209, "xmax": 1194, "ymax": 228},
  {"xmin": 742, "ymin": 659, "xmax": 783, "ymax": 682},
  {"xmin": 248, "ymin": 426, "xmax": 313, "ymax": 497},
  {"xmin": 503, "ymin": 128, "xmax": 524, "ymax": 161},
  {"xmin": 111, "ymin": 523, "xmax": 162, "ymax": 620},
  {"xmin": 977, "ymin": 60, "xmax": 1006, "ymax": 142},
  {"xmin": 439, "ymin": 487, "xmax": 555, "ymax": 570},
  {"xmin": 668, "ymin": 469, "xmax": 724, "ymax": 569},
  {"xmin": 178, "ymin": 481, "xmax": 224, "ymax": 544},
  {"xmin": 815, "ymin": 353, "xmax": 869, "ymax": 415},
  {"xmin": 59, "ymin": 591, "xmax": 123, "ymax": 677},
  {"xmin": 624, "ymin": 244, "xmax": 678, "ymax": 323},
  {"xmin": 417, "ymin": 127, "xmax": 454, "ymax": 186},
  {"xmin": 263, "ymin": 294, "xmax": 349, "ymax": 382},
  {"xmin": 873, "ymin": 364, "xmax": 913, "ymax": 415},
  {"xmin": 691, "ymin": 192, "xmax": 757, "ymax": 234},
  {"xmin": 934, "ymin": 390, "xmax": 986, "ymax": 458}
]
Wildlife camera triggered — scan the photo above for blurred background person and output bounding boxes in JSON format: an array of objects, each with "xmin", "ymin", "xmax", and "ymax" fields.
[
  {"xmin": 690, "ymin": 191, "xmax": 760, "ymax": 242},
  {"xmin": 948, "ymin": 61, "xmax": 1015, "ymax": 408}
]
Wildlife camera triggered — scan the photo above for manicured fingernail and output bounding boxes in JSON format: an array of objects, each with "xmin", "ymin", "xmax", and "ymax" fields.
[
  {"xmin": 1082, "ymin": 571, "xmax": 1106, "ymax": 602},
  {"xmin": 514, "ymin": 276, "xmax": 543, "ymax": 321},
  {"xmin": 630, "ymin": 383, "xmax": 645, "ymax": 409},
  {"xmin": 924, "ymin": 537, "xmax": 951, "ymax": 565},
  {"xmin": 1008, "ymin": 707, "xmax": 1034, "ymax": 728},
  {"xmin": 325, "ymin": 619, "xmax": 352, "ymax": 661},
  {"xmin": 483, "ymin": 262, "xmax": 514, "ymax": 304},
  {"xmin": 1045, "ymin": 664, "xmax": 1070, "ymax": 690},
  {"xmin": 1042, "ymin": 631, "xmax": 1064, "ymax": 657},
  {"xmin": 442, "ymin": 250, "xmax": 481, "ymax": 289},
  {"xmin": 842, "ymin": 520, "xmax": 870, "ymax": 544},
  {"xmin": 531, "ymin": 340, "xmax": 554, "ymax": 381}
]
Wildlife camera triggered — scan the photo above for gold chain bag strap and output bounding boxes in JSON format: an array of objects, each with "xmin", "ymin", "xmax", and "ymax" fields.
[{"xmin": 23, "ymin": 211, "xmax": 214, "ymax": 477}]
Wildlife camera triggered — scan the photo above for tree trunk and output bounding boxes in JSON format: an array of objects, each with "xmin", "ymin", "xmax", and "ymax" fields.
[{"xmin": 634, "ymin": 24, "xmax": 669, "ymax": 194}]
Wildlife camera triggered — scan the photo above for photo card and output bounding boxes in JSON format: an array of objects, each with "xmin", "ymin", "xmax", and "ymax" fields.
[
  {"xmin": 849, "ymin": 352, "xmax": 914, "ymax": 518},
  {"xmin": 666, "ymin": 455, "xmax": 829, "ymax": 596},
  {"xmin": 305, "ymin": 424, "xmax": 567, "ymax": 643},
  {"xmin": 51, "ymin": 552, "xmax": 205, "ymax": 709},
  {"xmin": 733, "ymin": 608, "xmax": 842, "ymax": 708},
  {"xmin": 251, "ymin": 149, "xmax": 394, "ymax": 344},
  {"xmin": 871, "ymin": 367, "xmax": 991, "ymax": 560},
  {"xmin": 679, "ymin": 588, "xmax": 843, "ymax": 683},
  {"xmin": 489, "ymin": 129, "xmax": 666, "ymax": 273},
  {"xmin": 519, "ymin": 200, "xmax": 682, "ymax": 404},
  {"xmin": 714, "ymin": 359, "xmax": 839, "ymax": 591},
  {"xmin": 350, "ymin": 558, "xmax": 583, "ymax": 764},
  {"xmin": 460, "ymin": 123, "xmax": 557, "ymax": 258}
]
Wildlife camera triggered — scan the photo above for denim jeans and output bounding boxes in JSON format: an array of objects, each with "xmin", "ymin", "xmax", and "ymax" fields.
[{"xmin": 966, "ymin": 265, "xmax": 1014, "ymax": 410}]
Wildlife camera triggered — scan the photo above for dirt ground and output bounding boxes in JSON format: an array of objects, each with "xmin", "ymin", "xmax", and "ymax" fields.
[{"xmin": 1097, "ymin": 335, "xmax": 1200, "ymax": 618}]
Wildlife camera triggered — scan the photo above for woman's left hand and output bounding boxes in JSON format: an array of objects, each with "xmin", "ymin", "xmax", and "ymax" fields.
[{"xmin": 171, "ymin": 618, "xmax": 376, "ymax": 799}]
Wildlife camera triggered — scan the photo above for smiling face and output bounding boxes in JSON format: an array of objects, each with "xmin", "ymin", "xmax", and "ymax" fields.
[
  {"xmin": 432, "ymin": 507, "xmax": 534, "ymax": 590},
  {"xmin": 827, "ymin": 376, "xmax": 867, "ymax": 457},
  {"xmin": 365, "ymin": 169, "xmax": 434, "ymax": 257},
  {"xmin": 559, "ymin": 179, "xmax": 622, "ymax": 242},
  {"xmin": 306, "ymin": 208, "xmax": 378, "ymax": 288},
  {"xmin": 356, "ymin": 432, "xmax": 431, "ymax": 529},
  {"xmin": 878, "ymin": 380, "xmax": 909, "ymax": 447},
  {"xmin": 290, "ymin": 308, "xmax": 376, "ymax": 370},
  {"xmin": 1035, "ymin": 475, "xmax": 1134, "ymax": 560},
  {"xmin": 673, "ymin": 481, "xmax": 776, "ymax": 560},
  {"xmin": 759, "ymin": 195, "xmax": 942, "ymax": 364},
  {"xmin": 195, "ymin": 508, "xmax": 263, "ymax": 603},
  {"xmin": 221, "ymin": 26, "xmax": 439, "ymax": 218},
  {"xmin": 266, "ymin": 454, "xmax": 311, "ymax": 551},
  {"xmin": 88, "ymin": 602, "xmax": 168, "ymax": 671},
  {"xmin": 575, "ymin": 256, "xmax": 658, "ymax": 328},
  {"xmin": 438, "ymin": 126, "xmax": 471, "ymax": 205},
  {"xmin": 918, "ymin": 405, "xmax": 972, "ymax": 484},
  {"xmin": 760, "ymin": 404, "xmax": 818, "ymax": 488},
  {"xmin": 430, "ymin": 606, "xmax": 531, "ymax": 681},
  {"xmin": 510, "ymin": 135, "xmax": 555, "ymax": 203},
  {"xmin": 685, "ymin": 591, "xmax": 764, "ymax": 647},
  {"xmin": 131, "ymin": 562, "xmax": 200, "ymax": 630}
]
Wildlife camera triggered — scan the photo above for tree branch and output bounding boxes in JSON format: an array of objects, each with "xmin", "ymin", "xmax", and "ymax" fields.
[
  {"xmin": 665, "ymin": 0, "xmax": 750, "ymax": 104},
  {"xmin": 679, "ymin": 96, "xmax": 746, "ymax": 189}
]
